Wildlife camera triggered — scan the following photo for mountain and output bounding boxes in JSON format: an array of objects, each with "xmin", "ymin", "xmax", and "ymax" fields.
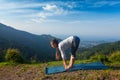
[
  {"xmin": 0, "ymin": 23, "xmax": 56, "ymax": 61},
  {"xmin": 77, "ymin": 41, "xmax": 120, "ymax": 60}
]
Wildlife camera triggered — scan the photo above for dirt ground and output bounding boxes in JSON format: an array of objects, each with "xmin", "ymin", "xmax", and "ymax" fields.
[{"xmin": 0, "ymin": 64, "xmax": 120, "ymax": 80}]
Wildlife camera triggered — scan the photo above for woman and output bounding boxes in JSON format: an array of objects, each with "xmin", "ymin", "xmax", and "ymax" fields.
[{"xmin": 50, "ymin": 36, "xmax": 80, "ymax": 70}]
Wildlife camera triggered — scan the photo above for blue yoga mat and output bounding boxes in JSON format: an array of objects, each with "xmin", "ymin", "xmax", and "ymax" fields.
[{"xmin": 46, "ymin": 62, "xmax": 108, "ymax": 74}]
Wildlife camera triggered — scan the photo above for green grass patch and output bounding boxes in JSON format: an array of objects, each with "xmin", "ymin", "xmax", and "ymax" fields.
[
  {"xmin": 0, "ymin": 61, "xmax": 18, "ymax": 66},
  {"xmin": 45, "ymin": 59, "xmax": 92, "ymax": 67}
]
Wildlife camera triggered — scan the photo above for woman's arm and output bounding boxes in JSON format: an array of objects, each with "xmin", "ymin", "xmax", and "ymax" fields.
[
  {"xmin": 62, "ymin": 58, "xmax": 67, "ymax": 69},
  {"xmin": 56, "ymin": 48, "xmax": 60, "ymax": 60}
]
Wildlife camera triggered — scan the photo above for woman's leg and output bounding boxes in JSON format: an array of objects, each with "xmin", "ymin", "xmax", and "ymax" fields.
[
  {"xmin": 68, "ymin": 55, "xmax": 75, "ymax": 68},
  {"xmin": 68, "ymin": 36, "xmax": 80, "ymax": 69}
]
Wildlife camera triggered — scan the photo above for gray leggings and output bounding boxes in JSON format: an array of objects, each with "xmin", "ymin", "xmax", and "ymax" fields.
[{"xmin": 71, "ymin": 36, "xmax": 80, "ymax": 57}]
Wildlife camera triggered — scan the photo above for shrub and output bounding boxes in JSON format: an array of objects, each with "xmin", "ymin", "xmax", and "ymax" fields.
[
  {"xmin": 109, "ymin": 51, "xmax": 120, "ymax": 62},
  {"xmin": 90, "ymin": 54, "xmax": 109, "ymax": 63},
  {"xmin": 5, "ymin": 48, "xmax": 24, "ymax": 63}
]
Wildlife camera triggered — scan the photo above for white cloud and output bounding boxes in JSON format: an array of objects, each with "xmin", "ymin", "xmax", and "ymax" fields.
[
  {"xmin": 38, "ymin": 12, "xmax": 52, "ymax": 18},
  {"xmin": 43, "ymin": 4, "xmax": 57, "ymax": 11},
  {"xmin": 0, "ymin": 2, "xmax": 45, "ymax": 10},
  {"xmin": 3, "ymin": 0, "xmax": 120, "ymax": 25},
  {"xmin": 67, "ymin": 3, "xmax": 76, "ymax": 9},
  {"xmin": 30, "ymin": 18, "xmax": 61, "ymax": 23},
  {"xmin": 30, "ymin": 18, "xmax": 45, "ymax": 23},
  {"xmin": 92, "ymin": 1, "xmax": 120, "ymax": 8},
  {"xmin": 42, "ymin": 4, "xmax": 67, "ymax": 15},
  {"xmin": 0, "ymin": 1, "xmax": 69, "ymax": 24},
  {"xmin": 28, "ymin": 4, "xmax": 68, "ymax": 24}
]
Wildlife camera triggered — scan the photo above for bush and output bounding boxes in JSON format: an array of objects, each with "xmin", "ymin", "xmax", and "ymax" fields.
[
  {"xmin": 90, "ymin": 54, "xmax": 109, "ymax": 63},
  {"xmin": 5, "ymin": 48, "xmax": 24, "ymax": 63},
  {"xmin": 109, "ymin": 51, "xmax": 120, "ymax": 62}
]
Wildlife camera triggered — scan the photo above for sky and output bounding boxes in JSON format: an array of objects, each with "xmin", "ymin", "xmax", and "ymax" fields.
[{"xmin": 0, "ymin": 0, "xmax": 120, "ymax": 40}]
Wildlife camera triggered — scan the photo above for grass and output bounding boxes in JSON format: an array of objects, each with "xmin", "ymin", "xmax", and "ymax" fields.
[
  {"xmin": 46, "ymin": 59, "xmax": 92, "ymax": 67},
  {"xmin": 0, "ymin": 60, "xmax": 120, "ymax": 80},
  {"xmin": 0, "ymin": 61, "xmax": 18, "ymax": 66}
]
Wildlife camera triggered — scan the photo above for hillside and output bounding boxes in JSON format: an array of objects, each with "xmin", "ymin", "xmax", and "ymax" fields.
[
  {"xmin": 77, "ymin": 41, "xmax": 120, "ymax": 60},
  {"xmin": 0, "ymin": 23, "xmax": 56, "ymax": 61}
]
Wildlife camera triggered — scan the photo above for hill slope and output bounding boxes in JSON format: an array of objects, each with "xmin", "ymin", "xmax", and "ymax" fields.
[
  {"xmin": 78, "ymin": 41, "xmax": 120, "ymax": 59},
  {"xmin": 0, "ymin": 23, "xmax": 56, "ymax": 61}
]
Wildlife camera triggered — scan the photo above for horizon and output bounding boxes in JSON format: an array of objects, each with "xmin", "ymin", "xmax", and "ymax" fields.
[
  {"xmin": 0, "ymin": 0, "xmax": 120, "ymax": 40},
  {"xmin": 0, "ymin": 22, "xmax": 119, "ymax": 42}
]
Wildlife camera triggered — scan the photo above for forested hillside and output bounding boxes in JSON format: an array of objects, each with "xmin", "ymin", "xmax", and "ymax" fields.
[
  {"xmin": 0, "ymin": 23, "xmax": 57, "ymax": 61},
  {"xmin": 77, "ymin": 41, "xmax": 120, "ymax": 60}
]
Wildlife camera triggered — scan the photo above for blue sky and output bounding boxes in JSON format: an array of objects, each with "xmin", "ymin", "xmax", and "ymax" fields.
[{"xmin": 0, "ymin": 0, "xmax": 120, "ymax": 39}]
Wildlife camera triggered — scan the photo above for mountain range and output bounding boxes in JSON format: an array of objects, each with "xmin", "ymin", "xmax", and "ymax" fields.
[
  {"xmin": 0, "ymin": 23, "xmax": 120, "ymax": 62},
  {"xmin": 0, "ymin": 23, "xmax": 57, "ymax": 61}
]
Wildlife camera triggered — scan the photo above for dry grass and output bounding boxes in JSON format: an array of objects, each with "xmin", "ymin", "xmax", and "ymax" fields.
[{"xmin": 0, "ymin": 62, "xmax": 120, "ymax": 80}]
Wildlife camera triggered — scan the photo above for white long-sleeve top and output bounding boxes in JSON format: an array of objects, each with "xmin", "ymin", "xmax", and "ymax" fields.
[{"xmin": 58, "ymin": 36, "xmax": 74, "ymax": 59}]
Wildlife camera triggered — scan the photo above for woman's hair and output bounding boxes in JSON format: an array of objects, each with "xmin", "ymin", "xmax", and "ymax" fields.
[
  {"xmin": 51, "ymin": 39, "xmax": 60, "ymax": 60},
  {"xmin": 51, "ymin": 39, "xmax": 58, "ymax": 45}
]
